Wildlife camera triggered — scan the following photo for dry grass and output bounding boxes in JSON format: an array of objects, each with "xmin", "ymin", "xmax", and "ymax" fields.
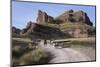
[
  {"xmin": 12, "ymin": 47, "xmax": 51, "ymax": 66},
  {"xmin": 55, "ymin": 37, "xmax": 96, "ymax": 48}
]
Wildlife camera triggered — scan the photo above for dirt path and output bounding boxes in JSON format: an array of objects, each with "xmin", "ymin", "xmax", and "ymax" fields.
[{"xmin": 42, "ymin": 45, "xmax": 91, "ymax": 63}]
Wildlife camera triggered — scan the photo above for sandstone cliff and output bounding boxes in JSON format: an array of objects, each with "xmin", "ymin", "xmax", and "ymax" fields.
[
  {"xmin": 13, "ymin": 9, "xmax": 95, "ymax": 38},
  {"xmin": 56, "ymin": 10, "xmax": 93, "ymax": 26},
  {"xmin": 36, "ymin": 10, "xmax": 54, "ymax": 24},
  {"xmin": 36, "ymin": 10, "xmax": 93, "ymax": 26}
]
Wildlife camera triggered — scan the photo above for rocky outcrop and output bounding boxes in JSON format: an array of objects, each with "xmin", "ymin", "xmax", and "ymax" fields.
[
  {"xmin": 12, "ymin": 26, "xmax": 21, "ymax": 34},
  {"xmin": 21, "ymin": 22, "xmax": 68, "ymax": 39},
  {"xmin": 64, "ymin": 28, "xmax": 88, "ymax": 38},
  {"xmin": 13, "ymin": 9, "xmax": 95, "ymax": 38},
  {"xmin": 20, "ymin": 21, "xmax": 36, "ymax": 34},
  {"xmin": 36, "ymin": 10, "xmax": 93, "ymax": 26},
  {"xmin": 12, "ymin": 26, "xmax": 21, "ymax": 37},
  {"xmin": 36, "ymin": 10, "xmax": 54, "ymax": 24},
  {"xmin": 56, "ymin": 10, "xmax": 93, "ymax": 26}
]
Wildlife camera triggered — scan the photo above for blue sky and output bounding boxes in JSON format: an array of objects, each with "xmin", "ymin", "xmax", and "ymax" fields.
[{"xmin": 12, "ymin": 1, "xmax": 96, "ymax": 29}]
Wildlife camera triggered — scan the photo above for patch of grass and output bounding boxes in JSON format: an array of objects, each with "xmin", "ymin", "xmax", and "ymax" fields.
[
  {"xmin": 12, "ymin": 46, "xmax": 33, "ymax": 59},
  {"xmin": 12, "ymin": 33, "xmax": 33, "ymax": 39},
  {"xmin": 13, "ymin": 48, "xmax": 51, "ymax": 65},
  {"xmin": 59, "ymin": 23, "xmax": 93, "ymax": 31},
  {"xmin": 40, "ymin": 22, "xmax": 93, "ymax": 33},
  {"xmin": 12, "ymin": 40, "xmax": 28, "ymax": 45},
  {"xmin": 40, "ymin": 22, "xmax": 60, "ymax": 29},
  {"xmin": 71, "ymin": 40, "xmax": 95, "ymax": 45},
  {"xmin": 62, "ymin": 38, "xmax": 95, "ymax": 48},
  {"xmin": 71, "ymin": 40, "xmax": 95, "ymax": 48}
]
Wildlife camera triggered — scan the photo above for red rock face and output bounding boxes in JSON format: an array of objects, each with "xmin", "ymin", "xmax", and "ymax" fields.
[
  {"xmin": 36, "ymin": 10, "xmax": 54, "ymax": 23},
  {"xmin": 19, "ymin": 10, "xmax": 94, "ymax": 38},
  {"xmin": 37, "ymin": 10, "xmax": 44, "ymax": 23},
  {"xmin": 36, "ymin": 10, "xmax": 93, "ymax": 26},
  {"xmin": 20, "ymin": 22, "xmax": 37, "ymax": 35},
  {"xmin": 56, "ymin": 10, "xmax": 93, "ymax": 26}
]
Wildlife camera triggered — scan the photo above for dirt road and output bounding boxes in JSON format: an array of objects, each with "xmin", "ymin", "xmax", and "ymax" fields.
[
  {"xmin": 13, "ymin": 38, "xmax": 95, "ymax": 63},
  {"xmin": 43, "ymin": 45, "xmax": 92, "ymax": 63}
]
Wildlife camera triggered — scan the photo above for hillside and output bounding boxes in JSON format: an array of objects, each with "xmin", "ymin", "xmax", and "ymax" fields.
[{"xmin": 12, "ymin": 9, "xmax": 95, "ymax": 39}]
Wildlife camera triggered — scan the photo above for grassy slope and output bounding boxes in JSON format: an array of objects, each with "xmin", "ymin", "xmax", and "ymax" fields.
[{"xmin": 40, "ymin": 22, "xmax": 93, "ymax": 31}]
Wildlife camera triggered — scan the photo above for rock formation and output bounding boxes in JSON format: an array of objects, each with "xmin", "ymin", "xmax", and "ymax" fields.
[
  {"xmin": 20, "ymin": 21, "xmax": 36, "ymax": 34},
  {"xmin": 36, "ymin": 10, "xmax": 93, "ymax": 26},
  {"xmin": 13, "ymin": 9, "xmax": 95, "ymax": 38},
  {"xmin": 36, "ymin": 10, "xmax": 54, "ymax": 24},
  {"xmin": 12, "ymin": 26, "xmax": 21, "ymax": 34},
  {"xmin": 56, "ymin": 10, "xmax": 93, "ymax": 26},
  {"xmin": 20, "ymin": 21, "xmax": 68, "ymax": 39}
]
